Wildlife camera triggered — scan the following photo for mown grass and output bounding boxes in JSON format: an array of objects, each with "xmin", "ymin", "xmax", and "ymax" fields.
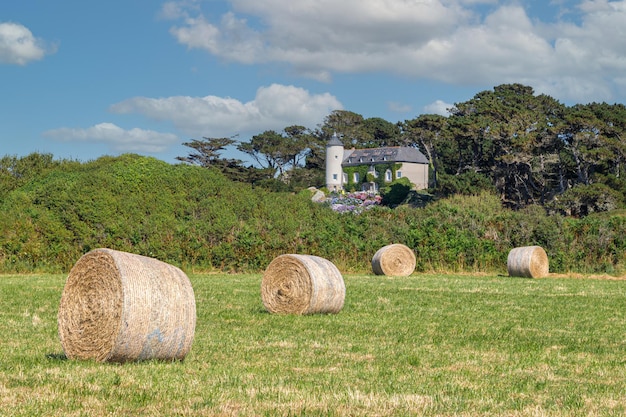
[{"xmin": 1, "ymin": 273, "xmax": 626, "ymax": 416}]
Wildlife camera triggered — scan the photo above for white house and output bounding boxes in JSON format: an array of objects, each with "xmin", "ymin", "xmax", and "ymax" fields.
[{"xmin": 325, "ymin": 133, "xmax": 429, "ymax": 193}]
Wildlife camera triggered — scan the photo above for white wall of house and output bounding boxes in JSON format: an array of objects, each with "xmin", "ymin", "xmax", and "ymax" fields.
[{"xmin": 397, "ymin": 163, "xmax": 429, "ymax": 190}]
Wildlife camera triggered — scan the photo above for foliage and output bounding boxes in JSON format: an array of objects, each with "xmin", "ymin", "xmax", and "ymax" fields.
[
  {"xmin": 178, "ymin": 85, "xmax": 626, "ymax": 212},
  {"xmin": 545, "ymin": 183, "xmax": 624, "ymax": 217},
  {"xmin": 380, "ymin": 177, "xmax": 412, "ymax": 207},
  {"xmin": 401, "ymin": 113, "xmax": 448, "ymax": 188},
  {"xmin": 342, "ymin": 163, "xmax": 401, "ymax": 192},
  {"xmin": 399, "ymin": 85, "xmax": 626, "ymax": 211},
  {"xmin": 237, "ymin": 126, "xmax": 313, "ymax": 178},
  {"xmin": 0, "ymin": 153, "xmax": 79, "ymax": 199},
  {"xmin": 434, "ymin": 171, "xmax": 495, "ymax": 197},
  {"xmin": 176, "ymin": 136, "xmax": 240, "ymax": 167},
  {"xmin": 2, "ymin": 153, "xmax": 626, "ymax": 275},
  {"xmin": 2, "ymin": 273, "xmax": 626, "ymax": 416},
  {"xmin": 177, "ymin": 136, "xmax": 272, "ymax": 184}
]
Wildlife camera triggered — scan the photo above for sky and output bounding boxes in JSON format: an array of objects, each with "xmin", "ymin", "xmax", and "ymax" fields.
[{"xmin": 1, "ymin": 0, "xmax": 626, "ymax": 165}]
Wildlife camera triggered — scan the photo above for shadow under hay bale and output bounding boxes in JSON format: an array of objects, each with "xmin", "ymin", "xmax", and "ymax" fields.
[
  {"xmin": 371, "ymin": 244, "xmax": 416, "ymax": 276},
  {"xmin": 261, "ymin": 254, "xmax": 345, "ymax": 315},
  {"xmin": 507, "ymin": 246, "xmax": 549, "ymax": 278},
  {"xmin": 58, "ymin": 248, "xmax": 196, "ymax": 363}
]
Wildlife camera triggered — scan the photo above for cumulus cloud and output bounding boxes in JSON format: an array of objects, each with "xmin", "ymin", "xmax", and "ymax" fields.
[
  {"xmin": 162, "ymin": 0, "xmax": 626, "ymax": 102},
  {"xmin": 110, "ymin": 84, "xmax": 343, "ymax": 138},
  {"xmin": 0, "ymin": 22, "xmax": 54, "ymax": 65},
  {"xmin": 423, "ymin": 100, "xmax": 453, "ymax": 116},
  {"xmin": 43, "ymin": 123, "xmax": 179, "ymax": 153},
  {"xmin": 167, "ymin": 0, "xmax": 470, "ymax": 81}
]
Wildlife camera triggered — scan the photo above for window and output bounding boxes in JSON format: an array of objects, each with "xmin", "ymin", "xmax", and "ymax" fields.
[
  {"xmin": 385, "ymin": 169, "xmax": 392, "ymax": 182},
  {"xmin": 332, "ymin": 174, "xmax": 338, "ymax": 180},
  {"xmin": 396, "ymin": 171, "xmax": 403, "ymax": 178},
  {"xmin": 353, "ymin": 172, "xmax": 360, "ymax": 183},
  {"xmin": 343, "ymin": 173, "xmax": 348, "ymax": 183}
]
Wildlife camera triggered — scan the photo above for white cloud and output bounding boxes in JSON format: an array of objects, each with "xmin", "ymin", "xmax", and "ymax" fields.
[
  {"xmin": 578, "ymin": 0, "xmax": 616, "ymax": 13},
  {"xmin": 0, "ymin": 22, "xmax": 54, "ymax": 65},
  {"xmin": 43, "ymin": 123, "xmax": 179, "ymax": 153},
  {"xmin": 166, "ymin": 0, "xmax": 470, "ymax": 81},
  {"xmin": 163, "ymin": 0, "xmax": 626, "ymax": 103},
  {"xmin": 413, "ymin": 6, "xmax": 556, "ymax": 81},
  {"xmin": 109, "ymin": 84, "xmax": 343, "ymax": 138},
  {"xmin": 159, "ymin": 0, "xmax": 200, "ymax": 20},
  {"xmin": 423, "ymin": 100, "xmax": 453, "ymax": 116}
]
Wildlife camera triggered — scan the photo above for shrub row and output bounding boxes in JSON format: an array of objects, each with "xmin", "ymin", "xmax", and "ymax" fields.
[{"xmin": 0, "ymin": 153, "xmax": 625, "ymax": 275}]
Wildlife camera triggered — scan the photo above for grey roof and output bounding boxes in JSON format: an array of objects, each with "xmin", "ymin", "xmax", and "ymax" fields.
[
  {"xmin": 326, "ymin": 134, "xmax": 344, "ymax": 147},
  {"xmin": 342, "ymin": 146, "xmax": 428, "ymax": 166}
]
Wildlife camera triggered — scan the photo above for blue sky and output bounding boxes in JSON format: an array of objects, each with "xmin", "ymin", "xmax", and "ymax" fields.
[{"xmin": 2, "ymin": 0, "xmax": 625, "ymax": 164}]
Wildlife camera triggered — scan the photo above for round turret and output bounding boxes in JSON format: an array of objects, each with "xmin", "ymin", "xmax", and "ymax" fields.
[{"xmin": 325, "ymin": 133, "xmax": 344, "ymax": 191}]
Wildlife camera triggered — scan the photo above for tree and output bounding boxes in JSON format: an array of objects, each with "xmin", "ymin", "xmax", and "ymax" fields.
[
  {"xmin": 585, "ymin": 102, "xmax": 626, "ymax": 180},
  {"xmin": 445, "ymin": 84, "xmax": 565, "ymax": 208},
  {"xmin": 177, "ymin": 136, "xmax": 240, "ymax": 167},
  {"xmin": 546, "ymin": 183, "xmax": 623, "ymax": 217},
  {"xmin": 318, "ymin": 110, "xmax": 365, "ymax": 146},
  {"xmin": 360, "ymin": 117, "xmax": 403, "ymax": 148},
  {"xmin": 237, "ymin": 126, "xmax": 312, "ymax": 179},
  {"xmin": 282, "ymin": 125, "xmax": 313, "ymax": 168},
  {"xmin": 402, "ymin": 114, "xmax": 448, "ymax": 188},
  {"xmin": 307, "ymin": 111, "xmax": 368, "ymax": 176},
  {"xmin": 558, "ymin": 104, "xmax": 608, "ymax": 187},
  {"xmin": 177, "ymin": 136, "xmax": 258, "ymax": 183},
  {"xmin": 317, "ymin": 111, "xmax": 402, "ymax": 149},
  {"xmin": 0, "ymin": 153, "xmax": 72, "ymax": 198}
]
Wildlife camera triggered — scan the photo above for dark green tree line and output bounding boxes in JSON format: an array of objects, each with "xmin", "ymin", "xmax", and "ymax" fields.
[
  {"xmin": 178, "ymin": 84, "xmax": 626, "ymax": 215},
  {"xmin": 400, "ymin": 84, "xmax": 626, "ymax": 213}
]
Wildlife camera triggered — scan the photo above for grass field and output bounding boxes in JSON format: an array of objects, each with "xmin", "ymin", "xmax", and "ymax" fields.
[{"xmin": 1, "ymin": 272, "xmax": 626, "ymax": 416}]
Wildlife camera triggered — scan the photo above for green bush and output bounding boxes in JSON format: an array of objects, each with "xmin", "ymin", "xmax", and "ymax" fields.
[
  {"xmin": 380, "ymin": 177, "xmax": 412, "ymax": 207},
  {"xmin": 435, "ymin": 171, "xmax": 495, "ymax": 196},
  {"xmin": 1, "ymin": 153, "xmax": 626, "ymax": 275},
  {"xmin": 546, "ymin": 183, "xmax": 625, "ymax": 217}
]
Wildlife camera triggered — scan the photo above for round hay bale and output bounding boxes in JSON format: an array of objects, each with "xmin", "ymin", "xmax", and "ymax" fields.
[
  {"xmin": 58, "ymin": 248, "xmax": 196, "ymax": 362},
  {"xmin": 261, "ymin": 254, "xmax": 345, "ymax": 315},
  {"xmin": 507, "ymin": 246, "xmax": 549, "ymax": 278},
  {"xmin": 371, "ymin": 244, "xmax": 416, "ymax": 276}
]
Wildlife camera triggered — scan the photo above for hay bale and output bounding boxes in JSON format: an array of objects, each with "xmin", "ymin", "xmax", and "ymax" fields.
[
  {"xmin": 58, "ymin": 248, "xmax": 196, "ymax": 362},
  {"xmin": 371, "ymin": 244, "xmax": 416, "ymax": 276},
  {"xmin": 507, "ymin": 246, "xmax": 549, "ymax": 278},
  {"xmin": 261, "ymin": 254, "xmax": 345, "ymax": 315}
]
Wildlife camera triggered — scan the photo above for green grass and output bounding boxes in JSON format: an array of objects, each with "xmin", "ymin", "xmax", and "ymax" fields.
[{"xmin": 1, "ymin": 273, "xmax": 626, "ymax": 416}]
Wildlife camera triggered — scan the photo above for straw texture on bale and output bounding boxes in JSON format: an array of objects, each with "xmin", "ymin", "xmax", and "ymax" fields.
[
  {"xmin": 261, "ymin": 254, "xmax": 345, "ymax": 315},
  {"xmin": 58, "ymin": 248, "xmax": 196, "ymax": 363},
  {"xmin": 371, "ymin": 244, "xmax": 416, "ymax": 276},
  {"xmin": 507, "ymin": 246, "xmax": 549, "ymax": 278}
]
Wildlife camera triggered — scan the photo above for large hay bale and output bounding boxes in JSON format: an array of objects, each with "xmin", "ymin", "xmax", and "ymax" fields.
[
  {"xmin": 58, "ymin": 248, "xmax": 196, "ymax": 362},
  {"xmin": 507, "ymin": 246, "xmax": 549, "ymax": 278},
  {"xmin": 371, "ymin": 244, "xmax": 416, "ymax": 276},
  {"xmin": 261, "ymin": 254, "xmax": 345, "ymax": 315}
]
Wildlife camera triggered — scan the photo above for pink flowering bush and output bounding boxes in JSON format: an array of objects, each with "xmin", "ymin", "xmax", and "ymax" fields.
[{"xmin": 326, "ymin": 191, "xmax": 382, "ymax": 214}]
